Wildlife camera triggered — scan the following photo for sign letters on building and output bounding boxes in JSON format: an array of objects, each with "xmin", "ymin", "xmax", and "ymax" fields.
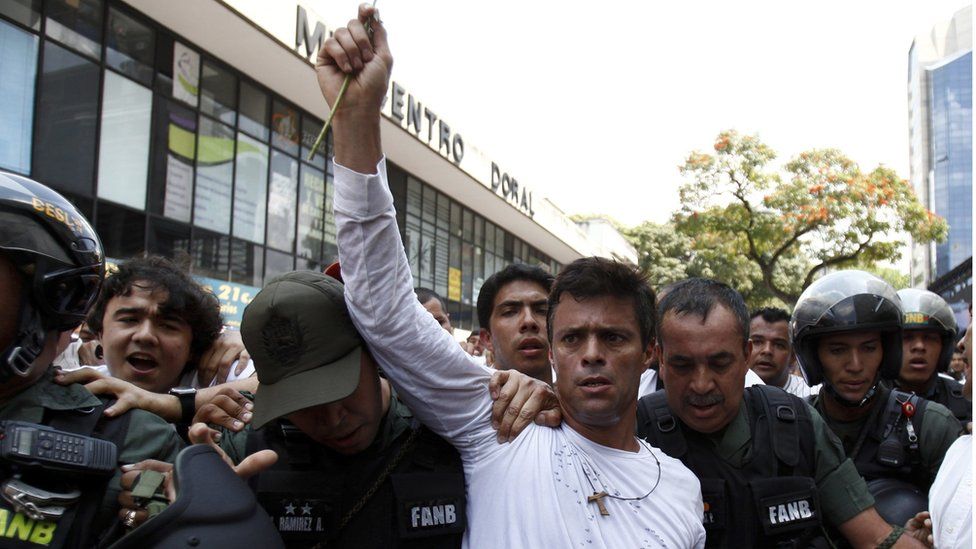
[{"xmin": 293, "ymin": 5, "xmax": 535, "ymax": 218}]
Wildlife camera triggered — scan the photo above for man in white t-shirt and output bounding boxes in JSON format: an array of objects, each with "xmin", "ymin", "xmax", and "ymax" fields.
[
  {"xmin": 319, "ymin": 7, "xmax": 705, "ymax": 547},
  {"xmin": 747, "ymin": 307, "xmax": 819, "ymax": 398}
]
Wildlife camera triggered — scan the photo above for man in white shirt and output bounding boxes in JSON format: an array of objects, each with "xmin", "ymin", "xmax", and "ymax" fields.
[
  {"xmin": 747, "ymin": 307, "xmax": 819, "ymax": 398},
  {"xmin": 318, "ymin": 7, "xmax": 706, "ymax": 547}
]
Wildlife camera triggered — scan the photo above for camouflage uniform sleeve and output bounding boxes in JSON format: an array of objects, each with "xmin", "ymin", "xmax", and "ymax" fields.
[
  {"xmin": 805, "ymin": 402, "xmax": 875, "ymax": 527},
  {"xmin": 919, "ymin": 401, "xmax": 962, "ymax": 479}
]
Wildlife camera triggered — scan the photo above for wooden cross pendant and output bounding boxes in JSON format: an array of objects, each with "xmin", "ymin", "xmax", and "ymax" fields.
[{"xmin": 588, "ymin": 491, "xmax": 610, "ymax": 517}]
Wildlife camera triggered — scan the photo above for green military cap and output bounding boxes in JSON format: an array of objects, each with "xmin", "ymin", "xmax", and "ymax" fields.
[{"xmin": 241, "ymin": 270, "xmax": 364, "ymax": 428}]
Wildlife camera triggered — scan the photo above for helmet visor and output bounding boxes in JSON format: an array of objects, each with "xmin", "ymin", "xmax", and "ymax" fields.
[{"xmin": 37, "ymin": 265, "xmax": 103, "ymax": 330}]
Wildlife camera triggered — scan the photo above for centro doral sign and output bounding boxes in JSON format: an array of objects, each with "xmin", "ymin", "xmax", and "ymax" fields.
[{"xmin": 295, "ymin": 5, "xmax": 534, "ymax": 217}]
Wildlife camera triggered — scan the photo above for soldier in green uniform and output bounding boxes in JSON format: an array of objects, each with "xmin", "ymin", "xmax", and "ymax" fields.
[
  {"xmin": 637, "ymin": 278, "xmax": 923, "ymax": 548},
  {"xmin": 0, "ymin": 171, "xmax": 182, "ymax": 548},
  {"xmin": 792, "ymin": 270, "xmax": 961, "ymax": 526},
  {"xmin": 894, "ymin": 288, "xmax": 970, "ymax": 426},
  {"xmin": 196, "ymin": 269, "xmax": 554, "ymax": 548}
]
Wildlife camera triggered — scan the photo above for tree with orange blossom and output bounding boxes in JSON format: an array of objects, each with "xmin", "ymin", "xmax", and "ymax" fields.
[{"xmin": 674, "ymin": 130, "xmax": 947, "ymax": 306}]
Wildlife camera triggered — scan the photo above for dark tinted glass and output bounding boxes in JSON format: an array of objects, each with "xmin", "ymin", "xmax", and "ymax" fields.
[
  {"xmin": 45, "ymin": 0, "xmax": 102, "ymax": 59},
  {"xmin": 191, "ymin": 228, "xmax": 229, "ymax": 279},
  {"xmin": 264, "ymin": 248, "xmax": 294, "ymax": 280},
  {"xmin": 96, "ymin": 202, "xmax": 145, "ymax": 259},
  {"xmin": 33, "ymin": 41, "xmax": 98, "ymax": 197},
  {"xmin": 238, "ymin": 81, "xmax": 269, "ymax": 141},
  {"xmin": 147, "ymin": 216, "xmax": 190, "ymax": 256},
  {"xmin": 200, "ymin": 60, "xmax": 236, "ymax": 125},
  {"xmin": 230, "ymin": 238, "xmax": 263, "ymax": 287},
  {"xmin": 105, "ymin": 7, "xmax": 154, "ymax": 85},
  {"xmin": 1, "ymin": 0, "xmax": 41, "ymax": 29}
]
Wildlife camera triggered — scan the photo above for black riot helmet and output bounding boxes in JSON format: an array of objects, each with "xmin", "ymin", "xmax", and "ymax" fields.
[
  {"xmin": 0, "ymin": 171, "xmax": 104, "ymax": 378},
  {"xmin": 791, "ymin": 270, "xmax": 903, "ymax": 394},
  {"xmin": 897, "ymin": 288, "xmax": 958, "ymax": 372}
]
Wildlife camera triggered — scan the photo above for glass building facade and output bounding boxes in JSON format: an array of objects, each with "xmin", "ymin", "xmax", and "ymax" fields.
[
  {"xmin": 929, "ymin": 51, "xmax": 973, "ymax": 278},
  {"xmin": 0, "ymin": 0, "xmax": 559, "ymax": 330}
]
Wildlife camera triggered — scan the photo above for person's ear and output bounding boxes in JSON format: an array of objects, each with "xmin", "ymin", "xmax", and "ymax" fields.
[{"xmin": 479, "ymin": 329, "xmax": 494, "ymax": 353}]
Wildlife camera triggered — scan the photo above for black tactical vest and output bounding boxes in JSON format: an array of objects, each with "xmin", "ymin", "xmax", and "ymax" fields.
[
  {"xmin": 847, "ymin": 388, "xmax": 932, "ymax": 491},
  {"xmin": 637, "ymin": 386, "xmax": 822, "ymax": 548},
  {"xmin": 926, "ymin": 376, "xmax": 970, "ymax": 428},
  {"xmin": 247, "ymin": 419, "xmax": 465, "ymax": 549},
  {"xmin": 0, "ymin": 397, "xmax": 131, "ymax": 549}
]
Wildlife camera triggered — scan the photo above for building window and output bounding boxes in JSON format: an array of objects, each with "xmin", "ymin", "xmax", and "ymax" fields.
[
  {"xmin": 301, "ymin": 114, "xmax": 326, "ymax": 169},
  {"xmin": 267, "ymin": 151, "xmax": 297, "ymax": 252},
  {"xmin": 264, "ymin": 248, "xmax": 294, "ymax": 281},
  {"xmin": 239, "ymin": 81, "xmax": 269, "ymax": 141},
  {"xmin": 271, "ymin": 99, "xmax": 298, "ymax": 156},
  {"xmin": 193, "ymin": 116, "xmax": 234, "ymax": 233},
  {"xmin": 233, "ymin": 132, "xmax": 268, "ymax": 244},
  {"xmin": 155, "ymin": 99, "xmax": 196, "ymax": 222},
  {"xmin": 105, "ymin": 7, "xmax": 154, "ymax": 85},
  {"xmin": 230, "ymin": 237, "xmax": 263, "ymax": 287},
  {"xmin": 297, "ymin": 164, "xmax": 325, "ymax": 263},
  {"xmin": 0, "ymin": 19, "xmax": 38, "ymax": 174},
  {"xmin": 1, "ymin": 0, "xmax": 41, "ymax": 29},
  {"xmin": 96, "ymin": 201, "xmax": 145, "ymax": 259},
  {"xmin": 147, "ymin": 215, "xmax": 190, "ymax": 257},
  {"xmin": 33, "ymin": 41, "xmax": 99, "ymax": 197},
  {"xmin": 97, "ymin": 70, "xmax": 152, "ymax": 209},
  {"xmin": 191, "ymin": 227, "xmax": 229, "ymax": 279},
  {"xmin": 45, "ymin": 0, "xmax": 102, "ymax": 60},
  {"xmin": 199, "ymin": 59, "xmax": 236, "ymax": 126}
]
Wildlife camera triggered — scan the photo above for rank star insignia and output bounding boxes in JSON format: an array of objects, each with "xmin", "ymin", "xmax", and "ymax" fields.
[
  {"xmin": 284, "ymin": 503, "xmax": 296, "ymax": 515},
  {"xmin": 301, "ymin": 503, "xmax": 312, "ymax": 516}
]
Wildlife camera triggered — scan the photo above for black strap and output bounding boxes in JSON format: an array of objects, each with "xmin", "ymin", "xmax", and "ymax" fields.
[
  {"xmin": 752, "ymin": 386, "xmax": 800, "ymax": 470},
  {"xmin": 636, "ymin": 392, "xmax": 687, "ymax": 458}
]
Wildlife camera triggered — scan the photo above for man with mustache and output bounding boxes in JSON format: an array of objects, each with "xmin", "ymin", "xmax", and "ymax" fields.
[
  {"xmin": 747, "ymin": 307, "xmax": 819, "ymax": 398},
  {"xmin": 638, "ymin": 278, "xmax": 925, "ymax": 548}
]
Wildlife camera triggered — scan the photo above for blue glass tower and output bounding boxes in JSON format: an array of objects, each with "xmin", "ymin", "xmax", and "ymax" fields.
[{"xmin": 929, "ymin": 51, "xmax": 972, "ymax": 278}]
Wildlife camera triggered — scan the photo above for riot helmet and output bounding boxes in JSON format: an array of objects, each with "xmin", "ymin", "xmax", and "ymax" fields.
[
  {"xmin": 897, "ymin": 288, "xmax": 957, "ymax": 371},
  {"xmin": 0, "ymin": 171, "xmax": 104, "ymax": 378},
  {"xmin": 791, "ymin": 270, "xmax": 902, "ymax": 397}
]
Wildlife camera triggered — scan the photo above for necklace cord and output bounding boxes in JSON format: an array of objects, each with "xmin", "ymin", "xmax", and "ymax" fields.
[{"xmin": 579, "ymin": 439, "xmax": 662, "ymax": 502}]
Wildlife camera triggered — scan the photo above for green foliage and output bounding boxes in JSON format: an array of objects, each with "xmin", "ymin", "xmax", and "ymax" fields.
[{"xmin": 669, "ymin": 130, "xmax": 948, "ymax": 307}]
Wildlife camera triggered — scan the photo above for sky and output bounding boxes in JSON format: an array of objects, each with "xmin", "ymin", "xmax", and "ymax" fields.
[{"xmin": 309, "ymin": 1, "xmax": 971, "ymax": 227}]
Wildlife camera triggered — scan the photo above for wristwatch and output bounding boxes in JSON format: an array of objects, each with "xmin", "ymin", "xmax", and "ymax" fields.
[{"xmin": 168, "ymin": 387, "xmax": 197, "ymax": 425}]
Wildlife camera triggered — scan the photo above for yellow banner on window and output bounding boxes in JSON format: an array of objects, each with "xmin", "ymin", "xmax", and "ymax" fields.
[{"xmin": 448, "ymin": 267, "xmax": 462, "ymax": 302}]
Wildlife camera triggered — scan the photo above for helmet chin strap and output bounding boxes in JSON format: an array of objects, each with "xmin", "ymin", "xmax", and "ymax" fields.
[
  {"xmin": 0, "ymin": 293, "xmax": 47, "ymax": 382},
  {"xmin": 823, "ymin": 376, "xmax": 881, "ymax": 408}
]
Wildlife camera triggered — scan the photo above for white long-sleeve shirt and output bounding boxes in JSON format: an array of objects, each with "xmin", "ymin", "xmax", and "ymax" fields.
[{"xmin": 334, "ymin": 158, "xmax": 706, "ymax": 549}]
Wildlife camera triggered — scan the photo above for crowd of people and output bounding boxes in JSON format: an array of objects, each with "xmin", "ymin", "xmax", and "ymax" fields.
[{"xmin": 0, "ymin": 5, "xmax": 971, "ymax": 549}]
